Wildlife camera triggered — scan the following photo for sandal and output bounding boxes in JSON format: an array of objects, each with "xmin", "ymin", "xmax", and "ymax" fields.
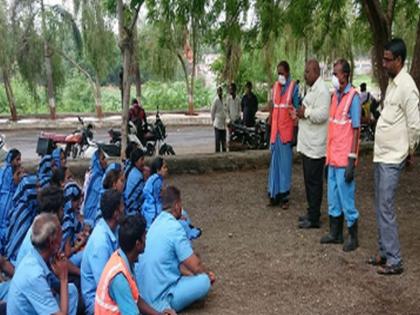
[
  {"xmin": 281, "ymin": 201, "xmax": 289, "ymax": 210},
  {"xmin": 377, "ymin": 264, "xmax": 403, "ymax": 275},
  {"xmin": 367, "ymin": 255, "xmax": 387, "ymax": 266}
]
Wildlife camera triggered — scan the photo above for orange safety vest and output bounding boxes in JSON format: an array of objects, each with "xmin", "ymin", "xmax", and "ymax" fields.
[
  {"xmin": 326, "ymin": 87, "xmax": 360, "ymax": 167},
  {"xmin": 270, "ymin": 80, "xmax": 296, "ymax": 144},
  {"xmin": 95, "ymin": 250, "xmax": 139, "ymax": 315}
]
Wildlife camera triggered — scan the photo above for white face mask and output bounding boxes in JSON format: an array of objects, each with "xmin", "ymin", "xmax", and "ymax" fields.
[
  {"xmin": 331, "ymin": 75, "xmax": 340, "ymax": 90},
  {"xmin": 278, "ymin": 75, "xmax": 286, "ymax": 85}
]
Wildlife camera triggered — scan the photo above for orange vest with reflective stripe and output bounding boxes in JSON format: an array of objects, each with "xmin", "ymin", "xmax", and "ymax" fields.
[
  {"xmin": 326, "ymin": 87, "xmax": 360, "ymax": 167},
  {"xmin": 270, "ymin": 81, "xmax": 296, "ymax": 144},
  {"xmin": 95, "ymin": 250, "xmax": 139, "ymax": 315}
]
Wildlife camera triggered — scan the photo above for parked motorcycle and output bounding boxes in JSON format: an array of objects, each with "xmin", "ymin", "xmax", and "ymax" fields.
[
  {"xmin": 36, "ymin": 116, "xmax": 94, "ymax": 158},
  {"xmin": 229, "ymin": 118, "xmax": 270, "ymax": 150},
  {"xmin": 105, "ymin": 108, "xmax": 175, "ymax": 157}
]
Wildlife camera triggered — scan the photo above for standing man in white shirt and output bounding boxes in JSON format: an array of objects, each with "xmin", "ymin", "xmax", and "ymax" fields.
[
  {"xmin": 296, "ymin": 59, "xmax": 330, "ymax": 229},
  {"xmin": 226, "ymin": 83, "xmax": 241, "ymax": 123},
  {"xmin": 369, "ymin": 38, "xmax": 420, "ymax": 275},
  {"xmin": 211, "ymin": 87, "xmax": 227, "ymax": 152}
]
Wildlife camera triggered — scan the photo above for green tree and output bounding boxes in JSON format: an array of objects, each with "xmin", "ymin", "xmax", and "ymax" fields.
[
  {"xmin": 146, "ymin": 0, "xmax": 207, "ymax": 114},
  {"xmin": 0, "ymin": 0, "xmax": 17, "ymax": 120}
]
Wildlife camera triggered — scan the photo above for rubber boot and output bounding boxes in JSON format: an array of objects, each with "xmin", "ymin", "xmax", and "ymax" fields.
[
  {"xmin": 320, "ymin": 214, "xmax": 344, "ymax": 244},
  {"xmin": 343, "ymin": 220, "xmax": 359, "ymax": 252}
]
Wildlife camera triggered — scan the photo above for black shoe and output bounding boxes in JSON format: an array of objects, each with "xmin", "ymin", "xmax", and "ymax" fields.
[
  {"xmin": 267, "ymin": 198, "xmax": 280, "ymax": 207},
  {"xmin": 377, "ymin": 263, "xmax": 403, "ymax": 275},
  {"xmin": 298, "ymin": 214, "xmax": 308, "ymax": 222},
  {"xmin": 343, "ymin": 220, "xmax": 359, "ymax": 252},
  {"xmin": 298, "ymin": 218, "xmax": 320, "ymax": 229},
  {"xmin": 320, "ymin": 214, "xmax": 344, "ymax": 244}
]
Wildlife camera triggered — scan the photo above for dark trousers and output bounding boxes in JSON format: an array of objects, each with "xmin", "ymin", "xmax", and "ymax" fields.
[
  {"xmin": 302, "ymin": 154, "xmax": 325, "ymax": 222},
  {"xmin": 214, "ymin": 128, "xmax": 226, "ymax": 152}
]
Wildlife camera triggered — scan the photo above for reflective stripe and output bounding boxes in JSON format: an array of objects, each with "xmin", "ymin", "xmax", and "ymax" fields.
[
  {"xmin": 95, "ymin": 262, "xmax": 124, "ymax": 314},
  {"xmin": 273, "ymin": 104, "xmax": 291, "ymax": 109},
  {"xmin": 329, "ymin": 118, "xmax": 351, "ymax": 125}
]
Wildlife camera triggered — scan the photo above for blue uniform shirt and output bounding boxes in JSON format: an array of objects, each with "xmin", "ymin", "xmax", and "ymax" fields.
[
  {"xmin": 124, "ymin": 167, "xmax": 145, "ymax": 216},
  {"xmin": 136, "ymin": 211, "xmax": 193, "ymax": 311},
  {"xmin": 335, "ymin": 83, "xmax": 361, "ymax": 129},
  {"xmin": 141, "ymin": 174, "xmax": 163, "ymax": 229},
  {"xmin": 81, "ymin": 218, "xmax": 118, "ymax": 314},
  {"xmin": 108, "ymin": 249, "xmax": 140, "ymax": 315},
  {"xmin": 7, "ymin": 247, "xmax": 60, "ymax": 314}
]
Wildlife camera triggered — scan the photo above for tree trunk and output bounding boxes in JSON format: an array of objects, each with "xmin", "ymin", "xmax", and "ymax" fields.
[
  {"xmin": 410, "ymin": 17, "xmax": 420, "ymax": 91},
  {"xmin": 41, "ymin": 0, "xmax": 56, "ymax": 120},
  {"xmin": 362, "ymin": 0, "xmax": 393, "ymax": 100},
  {"xmin": 177, "ymin": 53, "xmax": 192, "ymax": 114},
  {"xmin": 133, "ymin": 60, "xmax": 141, "ymax": 101},
  {"xmin": 2, "ymin": 69, "xmax": 17, "ymax": 121},
  {"xmin": 95, "ymin": 76, "xmax": 104, "ymax": 118},
  {"xmin": 187, "ymin": 26, "xmax": 197, "ymax": 115}
]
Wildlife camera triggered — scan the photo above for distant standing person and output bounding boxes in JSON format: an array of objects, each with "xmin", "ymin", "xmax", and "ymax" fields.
[
  {"xmin": 211, "ymin": 87, "xmax": 227, "ymax": 152},
  {"xmin": 268, "ymin": 61, "xmax": 300, "ymax": 208},
  {"xmin": 368, "ymin": 38, "xmax": 420, "ymax": 275},
  {"xmin": 296, "ymin": 59, "xmax": 330, "ymax": 229},
  {"xmin": 241, "ymin": 81, "xmax": 259, "ymax": 127},
  {"xmin": 226, "ymin": 83, "xmax": 241, "ymax": 123}
]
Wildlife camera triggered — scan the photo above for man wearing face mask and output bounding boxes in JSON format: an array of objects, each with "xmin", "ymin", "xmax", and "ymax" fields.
[
  {"xmin": 320, "ymin": 59, "xmax": 361, "ymax": 252},
  {"xmin": 268, "ymin": 61, "xmax": 300, "ymax": 209},
  {"xmin": 368, "ymin": 38, "xmax": 420, "ymax": 275}
]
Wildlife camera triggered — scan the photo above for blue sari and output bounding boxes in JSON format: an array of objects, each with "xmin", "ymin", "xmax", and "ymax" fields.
[
  {"xmin": 82, "ymin": 150, "xmax": 105, "ymax": 226},
  {"xmin": 4, "ymin": 174, "xmax": 38, "ymax": 264},
  {"xmin": 0, "ymin": 152, "xmax": 19, "ymax": 243}
]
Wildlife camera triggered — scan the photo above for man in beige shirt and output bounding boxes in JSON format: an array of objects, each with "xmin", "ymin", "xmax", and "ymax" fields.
[
  {"xmin": 369, "ymin": 38, "xmax": 420, "ymax": 275},
  {"xmin": 296, "ymin": 59, "xmax": 330, "ymax": 229}
]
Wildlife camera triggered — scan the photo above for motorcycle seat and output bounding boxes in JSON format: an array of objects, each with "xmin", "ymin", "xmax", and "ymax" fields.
[{"xmin": 40, "ymin": 132, "xmax": 67, "ymax": 143}]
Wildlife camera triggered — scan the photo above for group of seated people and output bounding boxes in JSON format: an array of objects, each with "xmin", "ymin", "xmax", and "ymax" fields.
[{"xmin": 0, "ymin": 145, "xmax": 215, "ymax": 314}]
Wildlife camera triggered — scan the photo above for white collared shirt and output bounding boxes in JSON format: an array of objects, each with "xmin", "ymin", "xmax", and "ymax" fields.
[
  {"xmin": 211, "ymin": 96, "xmax": 227, "ymax": 130},
  {"xmin": 297, "ymin": 76, "xmax": 331, "ymax": 159},
  {"xmin": 226, "ymin": 94, "xmax": 241, "ymax": 122},
  {"xmin": 374, "ymin": 68, "xmax": 420, "ymax": 164}
]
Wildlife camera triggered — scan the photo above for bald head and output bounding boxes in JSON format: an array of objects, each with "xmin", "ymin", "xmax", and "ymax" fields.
[{"xmin": 304, "ymin": 59, "xmax": 320, "ymax": 86}]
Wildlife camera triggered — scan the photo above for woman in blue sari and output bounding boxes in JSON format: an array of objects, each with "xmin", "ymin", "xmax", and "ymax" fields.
[
  {"xmin": 4, "ymin": 174, "xmax": 39, "ymax": 264},
  {"xmin": 124, "ymin": 148, "xmax": 145, "ymax": 216},
  {"xmin": 0, "ymin": 149, "xmax": 21, "ymax": 244},
  {"xmin": 94, "ymin": 163, "xmax": 123, "ymax": 223},
  {"xmin": 62, "ymin": 181, "xmax": 86, "ymax": 267},
  {"xmin": 38, "ymin": 155, "xmax": 53, "ymax": 188},
  {"xmin": 142, "ymin": 157, "xmax": 201, "ymax": 239},
  {"xmin": 82, "ymin": 149, "xmax": 107, "ymax": 226}
]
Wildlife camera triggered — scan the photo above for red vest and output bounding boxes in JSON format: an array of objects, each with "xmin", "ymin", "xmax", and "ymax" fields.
[
  {"xmin": 326, "ymin": 87, "xmax": 360, "ymax": 167},
  {"xmin": 95, "ymin": 250, "xmax": 139, "ymax": 315},
  {"xmin": 270, "ymin": 81, "xmax": 296, "ymax": 144}
]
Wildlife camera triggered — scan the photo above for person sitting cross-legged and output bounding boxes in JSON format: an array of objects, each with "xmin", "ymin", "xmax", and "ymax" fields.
[
  {"xmin": 81, "ymin": 189, "xmax": 124, "ymax": 315},
  {"xmin": 136, "ymin": 186, "xmax": 215, "ymax": 313},
  {"xmin": 95, "ymin": 215, "xmax": 176, "ymax": 315},
  {"xmin": 7, "ymin": 213, "xmax": 78, "ymax": 315}
]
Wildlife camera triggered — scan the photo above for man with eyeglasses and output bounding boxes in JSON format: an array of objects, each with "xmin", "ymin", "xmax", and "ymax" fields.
[{"xmin": 368, "ymin": 38, "xmax": 420, "ymax": 275}]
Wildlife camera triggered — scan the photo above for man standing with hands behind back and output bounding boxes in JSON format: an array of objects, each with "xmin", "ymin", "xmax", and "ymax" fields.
[
  {"xmin": 369, "ymin": 38, "xmax": 420, "ymax": 275},
  {"xmin": 296, "ymin": 59, "xmax": 330, "ymax": 229}
]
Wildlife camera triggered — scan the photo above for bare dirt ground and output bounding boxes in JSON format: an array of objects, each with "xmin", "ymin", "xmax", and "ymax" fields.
[{"xmin": 166, "ymin": 153, "xmax": 420, "ymax": 315}]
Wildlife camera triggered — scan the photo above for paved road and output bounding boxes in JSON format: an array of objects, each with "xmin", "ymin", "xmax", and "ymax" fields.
[{"xmin": 1, "ymin": 126, "xmax": 215, "ymax": 160}]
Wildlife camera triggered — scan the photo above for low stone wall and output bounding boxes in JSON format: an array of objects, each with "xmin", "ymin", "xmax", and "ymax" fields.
[{"xmin": 21, "ymin": 143, "xmax": 375, "ymax": 181}]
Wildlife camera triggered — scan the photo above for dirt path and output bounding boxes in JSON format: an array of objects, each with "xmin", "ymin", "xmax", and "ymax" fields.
[{"xmin": 166, "ymin": 154, "xmax": 420, "ymax": 314}]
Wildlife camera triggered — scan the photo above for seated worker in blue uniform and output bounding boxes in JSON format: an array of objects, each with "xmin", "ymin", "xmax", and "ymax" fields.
[
  {"xmin": 7, "ymin": 213, "xmax": 79, "ymax": 315},
  {"xmin": 124, "ymin": 148, "xmax": 146, "ymax": 216},
  {"xmin": 81, "ymin": 189, "xmax": 124, "ymax": 315},
  {"xmin": 136, "ymin": 186, "xmax": 215, "ymax": 313},
  {"xmin": 142, "ymin": 157, "xmax": 201, "ymax": 240}
]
